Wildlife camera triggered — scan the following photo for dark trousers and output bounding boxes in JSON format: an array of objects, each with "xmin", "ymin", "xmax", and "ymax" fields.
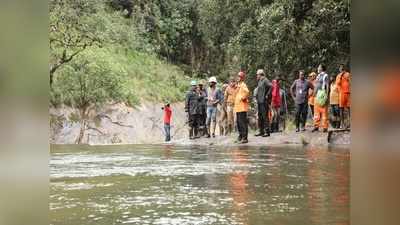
[
  {"xmin": 188, "ymin": 114, "xmax": 201, "ymax": 138},
  {"xmin": 236, "ymin": 112, "xmax": 248, "ymax": 140},
  {"xmin": 199, "ymin": 111, "xmax": 207, "ymax": 127},
  {"xmin": 295, "ymin": 103, "xmax": 308, "ymax": 129},
  {"xmin": 188, "ymin": 114, "xmax": 200, "ymax": 128},
  {"xmin": 257, "ymin": 103, "xmax": 269, "ymax": 134},
  {"xmin": 330, "ymin": 104, "xmax": 341, "ymax": 128},
  {"xmin": 199, "ymin": 113, "xmax": 207, "ymax": 135},
  {"xmin": 164, "ymin": 123, "xmax": 171, "ymax": 141}
]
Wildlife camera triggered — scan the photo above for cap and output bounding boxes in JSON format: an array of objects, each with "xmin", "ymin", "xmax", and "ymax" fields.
[{"xmin": 208, "ymin": 76, "xmax": 217, "ymax": 83}]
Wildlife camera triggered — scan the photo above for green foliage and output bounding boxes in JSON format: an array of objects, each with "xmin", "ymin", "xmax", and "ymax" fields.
[
  {"xmin": 121, "ymin": 50, "xmax": 190, "ymax": 103},
  {"xmin": 50, "ymin": 0, "xmax": 349, "ymax": 110},
  {"xmin": 50, "ymin": 47, "xmax": 188, "ymax": 107},
  {"xmin": 51, "ymin": 47, "xmax": 134, "ymax": 108}
]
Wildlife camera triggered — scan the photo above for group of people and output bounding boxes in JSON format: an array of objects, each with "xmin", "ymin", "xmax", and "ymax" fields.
[
  {"xmin": 290, "ymin": 64, "xmax": 351, "ymax": 133},
  {"xmin": 178, "ymin": 63, "xmax": 351, "ymax": 144},
  {"xmin": 184, "ymin": 72, "xmax": 252, "ymax": 143}
]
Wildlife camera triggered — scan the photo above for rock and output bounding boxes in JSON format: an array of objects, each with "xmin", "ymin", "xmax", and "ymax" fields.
[{"xmin": 50, "ymin": 102, "xmax": 350, "ymax": 146}]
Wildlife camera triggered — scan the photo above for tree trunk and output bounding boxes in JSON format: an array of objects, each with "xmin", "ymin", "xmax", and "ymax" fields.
[{"xmin": 76, "ymin": 107, "xmax": 88, "ymax": 144}]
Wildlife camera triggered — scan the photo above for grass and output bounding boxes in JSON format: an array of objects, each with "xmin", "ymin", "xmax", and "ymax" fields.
[{"xmin": 123, "ymin": 51, "xmax": 190, "ymax": 105}]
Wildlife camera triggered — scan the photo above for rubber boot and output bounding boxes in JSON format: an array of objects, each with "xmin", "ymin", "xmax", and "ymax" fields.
[
  {"xmin": 339, "ymin": 108, "xmax": 345, "ymax": 129},
  {"xmin": 263, "ymin": 126, "xmax": 270, "ymax": 137},
  {"xmin": 194, "ymin": 127, "xmax": 200, "ymax": 139},
  {"xmin": 211, "ymin": 122, "xmax": 216, "ymax": 138},
  {"xmin": 206, "ymin": 125, "xmax": 211, "ymax": 138},
  {"xmin": 189, "ymin": 128, "xmax": 194, "ymax": 140}
]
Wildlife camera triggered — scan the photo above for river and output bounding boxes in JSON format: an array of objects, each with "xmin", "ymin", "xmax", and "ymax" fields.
[{"xmin": 50, "ymin": 144, "xmax": 349, "ymax": 225}]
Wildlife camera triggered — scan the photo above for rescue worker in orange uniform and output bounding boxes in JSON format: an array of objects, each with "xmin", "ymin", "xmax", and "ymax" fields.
[
  {"xmin": 312, "ymin": 64, "xmax": 330, "ymax": 133},
  {"xmin": 234, "ymin": 71, "xmax": 250, "ymax": 144},
  {"xmin": 335, "ymin": 64, "xmax": 351, "ymax": 129}
]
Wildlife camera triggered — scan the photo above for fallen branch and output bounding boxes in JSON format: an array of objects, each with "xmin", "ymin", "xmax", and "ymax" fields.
[
  {"xmin": 98, "ymin": 114, "xmax": 134, "ymax": 128},
  {"xmin": 86, "ymin": 125, "xmax": 106, "ymax": 135}
]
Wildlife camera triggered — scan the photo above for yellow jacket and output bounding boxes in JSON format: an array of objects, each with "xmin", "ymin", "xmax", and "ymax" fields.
[{"xmin": 234, "ymin": 81, "xmax": 250, "ymax": 113}]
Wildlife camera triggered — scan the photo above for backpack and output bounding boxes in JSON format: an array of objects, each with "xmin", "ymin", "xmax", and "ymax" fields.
[
  {"xmin": 315, "ymin": 73, "xmax": 328, "ymax": 106},
  {"xmin": 316, "ymin": 89, "xmax": 328, "ymax": 106}
]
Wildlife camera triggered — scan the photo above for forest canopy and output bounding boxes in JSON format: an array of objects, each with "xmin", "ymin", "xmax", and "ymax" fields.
[{"xmin": 50, "ymin": 0, "xmax": 350, "ymax": 106}]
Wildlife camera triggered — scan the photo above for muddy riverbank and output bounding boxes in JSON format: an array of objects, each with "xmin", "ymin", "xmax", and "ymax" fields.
[{"xmin": 50, "ymin": 102, "xmax": 350, "ymax": 146}]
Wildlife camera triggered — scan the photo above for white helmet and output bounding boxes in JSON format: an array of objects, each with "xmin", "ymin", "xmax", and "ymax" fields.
[
  {"xmin": 208, "ymin": 76, "xmax": 217, "ymax": 83},
  {"xmin": 256, "ymin": 69, "xmax": 265, "ymax": 75}
]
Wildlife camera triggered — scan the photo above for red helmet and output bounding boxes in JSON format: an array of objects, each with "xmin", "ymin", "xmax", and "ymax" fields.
[{"xmin": 238, "ymin": 71, "xmax": 246, "ymax": 79}]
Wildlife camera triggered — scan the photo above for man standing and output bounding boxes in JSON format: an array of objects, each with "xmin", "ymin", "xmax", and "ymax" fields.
[
  {"xmin": 218, "ymin": 82, "xmax": 229, "ymax": 135},
  {"xmin": 224, "ymin": 78, "xmax": 237, "ymax": 135},
  {"xmin": 185, "ymin": 80, "xmax": 201, "ymax": 139},
  {"xmin": 161, "ymin": 103, "xmax": 172, "ymax": 142},
  {"xmin": 206, "ymin": 76, "xmax": 223, "ymax": 138},
  {"xmin": 291, "ymin": 70, "xmax": 314, "ymax": 132},
  {"xmin": 198, "ymin": 80, "xmax": 208, "ymax": 136},
  {"xmin": 254, "ymin": 69, "xmax": 272, "ymax": 137},
  {"xmin": 312, "ymin": 64, "xmax": 330, "ymax": 133},
  {"xmin": 335, "ymin": 64, "xmax": 351, "ymax": 129},
  {"xmin": 279, "ymin": 86, "xmax": 288, "ymax": 131},
  {"xmin": 234, "ymin": 71, "xmax": 250, "ymax": 143}
]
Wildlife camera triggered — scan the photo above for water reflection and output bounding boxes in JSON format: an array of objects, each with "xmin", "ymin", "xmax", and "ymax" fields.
[
  {"xmin": 307, "ymin": 146, "xmax": 350, "ymax": 225},
  {"xmin": 229, "ymin": 147, "xmax": 250, "ymax": 225},
  {"xmin": 50, "ymin": 144, "xmax": 349, "ymax": 225},
  {"xmin": 162, "ymin": 145, "xmax": 172, "ymax": 159}
]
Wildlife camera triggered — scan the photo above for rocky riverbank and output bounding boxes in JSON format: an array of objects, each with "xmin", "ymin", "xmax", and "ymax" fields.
[
  {"xmin": 167, "ymin": 130, "xmax": 350, "ymax": 147},
  {"xmin": 50, "ymin": 102, "xmax": 188, "ymax": 145},
  {"xmin": 50, "ymin": 102, "xmax": 350, "ymax": 146}
]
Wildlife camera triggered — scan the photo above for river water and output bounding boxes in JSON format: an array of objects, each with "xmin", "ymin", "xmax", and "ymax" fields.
[{"xmin": 50, "ymin": 144, "xmax": 349, "ymax": 225}]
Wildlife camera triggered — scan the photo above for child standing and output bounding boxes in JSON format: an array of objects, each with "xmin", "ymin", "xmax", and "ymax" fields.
[{"xmin": 162, "ymin": 103, "xmax": 172, "ymax": 142}]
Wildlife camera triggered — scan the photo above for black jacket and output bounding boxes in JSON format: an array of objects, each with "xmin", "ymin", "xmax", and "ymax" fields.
[
  {"xmin": 185, "ymin": 89, "xmax": 201, "ymax": 115},
  {"xmin": 198, "ymin": 89, "xmax": 207, "ymax": 115},
  {"xmin": 255, "ymin": 77, "xmax": 272, "ymax": 104}
]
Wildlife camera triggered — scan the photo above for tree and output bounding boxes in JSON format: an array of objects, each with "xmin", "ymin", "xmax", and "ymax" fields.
[
  {"xmin": 52, "ymin": 48, "xmax": 131, "ymax": 143},
  {"xmin": 49, "ymin": 0, "xmax": 102, "ymax": 87}
]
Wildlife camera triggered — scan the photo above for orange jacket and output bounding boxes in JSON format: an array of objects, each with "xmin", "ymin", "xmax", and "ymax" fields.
[
  {"xmin": 224, "ymin": 86, "xmax": 238, "ymax": 105},
  {"xmin": 336, "ymin": 72, "xmax": 351, "ymax": 93},
  {"xmin": 234, "ymin": 81, "xmax": 250, "ymax": 113}
]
